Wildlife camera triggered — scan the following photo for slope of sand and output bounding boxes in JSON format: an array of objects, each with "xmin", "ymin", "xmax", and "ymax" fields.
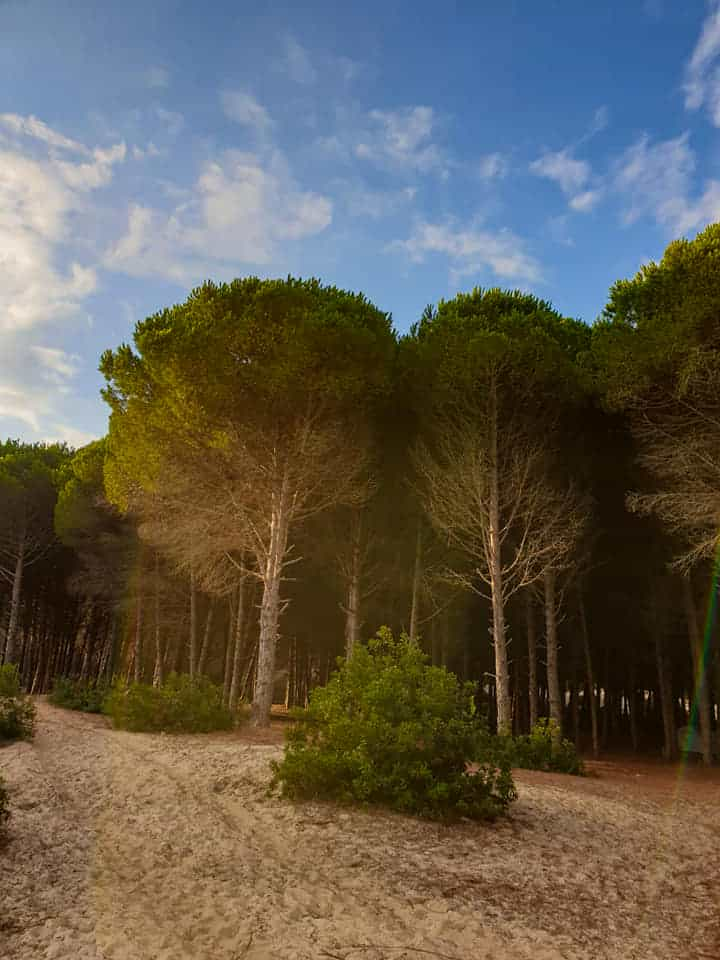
[{"xmin": 1, "ymin": 701, "xmax": 718, "ymax": 960}]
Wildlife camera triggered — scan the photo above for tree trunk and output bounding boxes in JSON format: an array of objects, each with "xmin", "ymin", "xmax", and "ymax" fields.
[
  {"xmin": 681, "ymin": 574, "xmax": 713, "ymax": 765},
  {"xmin": 189, "ymin": 570, "xmax": 198, "ymax": 679},
  {"xmin": 153, "ymin": 551, "xmax": 164, "ymax": 687},
  {"xmin": 344, "ymin": 513, "xmax": 362, "ymax": 658},
  {"xmin": 197, "ymin": 599, "xmax": 216, "ymax": 677},
  {"xmin": 253, "ymin": 484, "xmax": 291, "ymax": 726},
  {"xmin": 3, "ymin": 534, "xmax": 25, "ymax": 665},
  {"xmin": 488, "ymin": 382, "xmax": 511, "ymax": 735},
  {"xmin": 223, "ymin": 595, "xmax": 234, "ymax": 704},
  {"xmin": 134, "ymin": 579, "xmax": 144, "ymax": 684},
  {"xmin": 578, "ymin": 588, "xmax": 599, "ymax": 758},
  {"xmin": 408, "ymin": 520, "xmax": 422, "ymax": 643},
  {"xmin": 526, "ymin": 589, "xmax": 538, "ymax": 730},
  {"xmin": 544, "ymin": 569, "xmax": 562, "ymax": 737}
]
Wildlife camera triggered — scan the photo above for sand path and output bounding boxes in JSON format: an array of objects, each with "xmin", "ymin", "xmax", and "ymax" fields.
[{"xmin": 1, "ymin": 701, "xmax": 718, "ymax": 959}]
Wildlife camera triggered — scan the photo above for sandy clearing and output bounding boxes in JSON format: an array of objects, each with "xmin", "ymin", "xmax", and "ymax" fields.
[{"xmin": 0, "ymin": 702, "xmax": 718, "ymax": 960}]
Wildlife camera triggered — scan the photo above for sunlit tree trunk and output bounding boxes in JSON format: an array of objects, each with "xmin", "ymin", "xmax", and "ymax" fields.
[
  {"xmin": 488, "ymin": 385, "xmax": 511, "ymax": 735},
  {"xmin": 682, "ymin": 574, "xmax": 712, "ymax": 765},
  {"xmin": 578, "ymin": 588, "xmax": 599, "ymax": 758},
  {"xmin": 344, "ymin": 514, "xmax": 362, "ymax": 658},
  {"xmin": 153, "ymin": 551, "xmax": 164, "ymax": 686},
  {"xmin": 229, "ymin": 575, "xmax": 246, "ymax": 710},
  {"xmin": 4, "ymin": 533, "xmax": 25, "ymax": 665},
  {"xmin": 544, "ymin": 569, "xmax": 562, "ymax": 737},
  {"xmin": 253, "ymin": 481, "xmax": 291, "ymax": 726},
  {"xmin": 526, "ymin": 589, "xmax": 538, "ymax": 729},
  {"xmin": 408, "ymin": 520, "xmax": 422, "ymax": 643},
  {"xmin": 197, "ymin": 599, "xmax": 216, "ymax": 677}
]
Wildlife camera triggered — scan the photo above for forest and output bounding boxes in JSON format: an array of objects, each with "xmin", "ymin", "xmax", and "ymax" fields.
[{"xmin": 2, "ymin": 222, "xmax": 720, "ymax": 766}]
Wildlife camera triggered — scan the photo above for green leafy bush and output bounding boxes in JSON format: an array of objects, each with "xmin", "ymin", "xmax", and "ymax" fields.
[
  {"xmin": 271, "ymin": 627, "xmax": 516, "ymax": 820},
  {"xmin": 0, "ymin": 664, "xmax": 35, "ymax": 741},
  {"xmin": 104, "ymin": 673, "xmax": 235, "ymax": 733},
  {"xmin": 49, "ymin": 676, "xmax": 109, "ymax": 713},
  {"xmin": 0, "ymin": 774, "xmax": 9, "ymax": 833},
  {"xmin": 506, "ymin": 719, "xmax": 584, "ymax": 775}
]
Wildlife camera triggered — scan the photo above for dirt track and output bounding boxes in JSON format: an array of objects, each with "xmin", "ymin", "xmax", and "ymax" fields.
[{"xmin": 1, "ymin": 701, "xmax": 718, "ymax": 960}]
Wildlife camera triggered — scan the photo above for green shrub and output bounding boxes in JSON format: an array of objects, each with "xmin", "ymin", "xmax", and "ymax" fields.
[
  {"xmin": 505, "ymin": 719, "xmax": 584, "ymax": 775},
  {"xmin": 271, "ymin": 627, "xmax": 516, "ymax": 821},
  {"xmin": 49, "ymin": 676, "xmax": 109, "ymax": 713},
  {"xmin": 0, "ymin": 664, "xmax": 35, "ymax": 741},
  {"xmin": 0, "ymin": 774, "xmax": 9, "ymax": 833},
  {"xmin": 104, "ymin": 673, "xmax": 235, "ymax": 733}
]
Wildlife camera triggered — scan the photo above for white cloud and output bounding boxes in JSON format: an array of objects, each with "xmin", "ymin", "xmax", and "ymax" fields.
[
  {"xmin": 345, "ymin": 185, "xmax": 417, "ymax": 219},
  {"xmin": 31, "ymin": 346, "xmax": 81, "ymax": 383},
  {"xmin": 0, "ymin": 113, "xmax": 88, "ymax": 154},
  {"xmin": 530, "ymin": 148, "xmax": 590, "ymax": 195},
  {"xmin": 155, "ymin": 107, "xmax": 184, "ymax": 137},
  {"xmin": 145, "ymin": 66, "xmax": 170, "ymax": 89},
  {"xmin": 281, "ymin": 36, "xmax": 317, "ymax": 85},
  {"xmin": 221, "ymin": 90, "xmax": 272, "ymax": 132},
  {"xmin": 569, "ymin": 189, "xmax": 601, "ymax": 212},
  {"xmin": 355, "ymin": 106, "xmax": 447, "ymax": 175},
  {"xmin": 41, "ymin": 423, "xmax": 99, "ymax": 449},
  {"xmin": 613, "ymin": 132, "xmax": 720, "ymax": 235},
  {"xmin": 684, "ymin": 2, "xmax": 720, "ymax": 125},
  {"xmin": 395, "ymin": 220, "xmax": 542, "ymax": 284},
  {"xmin": 477, "ymin": 153, "xmax": 508, "ymax": 180},
  {"xmin": 105, "ymin": 150, "xmax": 333, "ymax": 281},
  {"xmin": 530, "ymin": 146, "xmax": 602, "ymax": 213}
]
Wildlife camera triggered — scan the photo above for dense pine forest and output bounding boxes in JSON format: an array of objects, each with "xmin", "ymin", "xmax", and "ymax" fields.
[{"xmin": 3, "ymin": 224, "xmax": 720, "ymax": 762}]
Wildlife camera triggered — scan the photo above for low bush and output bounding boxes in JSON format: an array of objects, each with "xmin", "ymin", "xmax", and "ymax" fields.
[
  {"xmin": 104, "ymin": 673, "xmax": 235, "ymax": 733},
  {"xmin": 504, "ymin": 719, "xmax": 584, "ymax": 775},
  {"xmin": 49, "ymin": 676, "xmax": 109, "ymax": 713},
  {"xmin": 0, "ymin": 664, "xmax": 35, "ymax": 741},
  {"xmin": 271, "ymin": 627, "xmax": 516, "ymax": 821}
]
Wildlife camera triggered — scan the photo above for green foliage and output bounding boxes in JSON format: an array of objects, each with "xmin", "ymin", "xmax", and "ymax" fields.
[
  {"xmin": 49, "ymin": 676, "xmax": 110, "ymax": 713},
  {"xmin": 103, "ymin": 673, "xmax": 235, "ymax": 733},
  {"xmin": 0, "ymin": 774, "xmax": 9, "ymax": 833},
  {"xmin": 271, "ymin": 627, "xmax": 516, "ymax": 820},
  {"xmin": 503, "ymin": 719, "xmax": 584, "ymax": 775},
  {"xmin": 0, "ymin": 665, "xmax": 36, "ymax": 741}
]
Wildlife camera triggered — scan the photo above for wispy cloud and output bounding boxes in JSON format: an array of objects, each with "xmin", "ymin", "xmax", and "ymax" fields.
[
  {"xmin": 144, "ymin": 66, "xmax": 170, "ymax": 90},
  {"xmin": 221, "ymin": 90, "xmax": 273, "ymax": 133},
  {"xmin": 614, "ymin": 132, "xmax": 720, "ymax": 235},
  {"xmin": 280, "ymin": 35, "xmax": 317, "ymax": 85},
  {"xmin": 684, "ymin": 1, "xmax": 720, "ymax": 125},
  {"xmin": 355, "ymin": 106, "xmax": 447, "ymax": 176},
  {"xmin": 530, "ymin": 147, "xmax": 602, "ymax": 212},
  {"xmin": 395, "ymin": 219, "xmax": 542, "ymax": 284},
  {"xmin": 477, "ymin": 152, "xmax": 508, "ymax": 180}
]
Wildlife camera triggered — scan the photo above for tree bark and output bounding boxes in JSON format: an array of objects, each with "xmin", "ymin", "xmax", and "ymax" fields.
[
  {"xmin": 134, "ymin": 575, "xmax": 144, "ymax": 684},
  {"xmin": 3, "ymin": 533, "xmax": 25, "ymax": 665},
  {"xmin": 488, "ymin": 382, "xmax": 512, "ymax": 735},
  {"xmin": 344, "ymin": 513, "xmax": 362, "ymax": 658},
  {"xmin": 253, "ymin": 483, "xmax": 291, "ymax": 726},
  {"xmin": 153, "ymin": 551, "xmax": 164, "ymax": 686},
  {"xmin": 526, "ymin": 589, "xmax": 538, "ymax": 729},
  {"xmin": 681, "ymin": 574, "xmax": 713, "ymax": 765},
  {"xmin": 578, "ymin": 588, "xmax": 599, "ymax": 758},
  {"xmin": 408, "ymin": 520, "xmax": 422, "ymax": 643},
  {"xmin": 189, "ymin": 570, "xmax": 198, "ymax": 679},
  {"xmin": 197, "ymin": 599, "xmax": 216, "ymax": 677},
  {"xmin": 544, "ymin": 569, "xmax": 562, "ymax": 737}
]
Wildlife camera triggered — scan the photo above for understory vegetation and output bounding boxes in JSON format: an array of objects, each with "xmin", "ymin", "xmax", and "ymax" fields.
[
  {"xmin": 49, "ymin": 676, "xmax": 110, "ymax": 713},
  {"xmin": 503, "ymin": 719, "xmax": 585, "ymax": 776},
  {"xmin": 0, "ymin": 665, "xmax": 35, "ymax": 742},
  {"xmin": 103, "ymin": 673, "xmax": 235, "ymax": 733},
  {"xmin": 272, "ymin": 628, "xmax": 517, "ymax": 820}
]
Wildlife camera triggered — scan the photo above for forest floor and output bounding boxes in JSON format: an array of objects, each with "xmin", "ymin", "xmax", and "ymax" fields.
[{"xmin": 1, "ymin": 702, "xmax": 718, "ymax": 960}]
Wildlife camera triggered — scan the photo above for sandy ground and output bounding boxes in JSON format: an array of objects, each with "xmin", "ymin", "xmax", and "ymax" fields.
[{"xmin": 1, "ymin": 702, "xmax": 719, "ymax": 960}]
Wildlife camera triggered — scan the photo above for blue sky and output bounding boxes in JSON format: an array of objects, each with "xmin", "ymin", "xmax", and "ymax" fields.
[{"xmin": 2, "ymin": 0, "xmax": 720, "ymax": 445}]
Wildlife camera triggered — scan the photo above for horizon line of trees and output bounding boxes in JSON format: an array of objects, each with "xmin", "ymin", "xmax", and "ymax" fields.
[{"xmin": 3, "ymin": 225, "xmax": 720, "ymax": 760}]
